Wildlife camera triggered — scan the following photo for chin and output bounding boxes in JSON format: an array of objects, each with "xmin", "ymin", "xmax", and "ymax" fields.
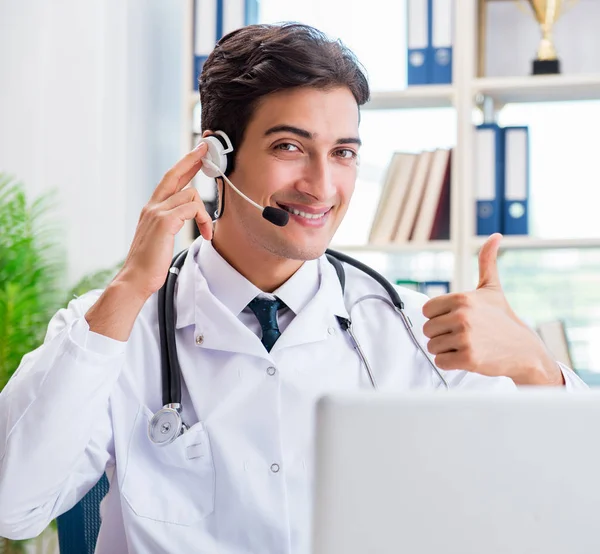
[{"xmin": 265, "ymin": 236, "xmax": 329, "ymax": 262}]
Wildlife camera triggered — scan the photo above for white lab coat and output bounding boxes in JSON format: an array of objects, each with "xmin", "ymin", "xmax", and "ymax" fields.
[{"xmin": 0, "ymin": 238, "xmax": 587, "ymax": 553}]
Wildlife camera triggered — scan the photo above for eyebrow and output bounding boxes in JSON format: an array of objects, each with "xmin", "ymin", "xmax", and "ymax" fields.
[{"xmin": 264, "ymin": 124, "xmax": 362, "ymax": 147}]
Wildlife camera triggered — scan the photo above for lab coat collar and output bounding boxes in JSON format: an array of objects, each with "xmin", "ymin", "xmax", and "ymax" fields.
[{"xmin": 174, "ymin": 237, "xmax": 349, "ymax": 357}]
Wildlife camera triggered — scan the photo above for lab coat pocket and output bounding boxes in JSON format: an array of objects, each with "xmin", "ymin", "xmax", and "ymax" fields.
[{"xmin": 121, "ymin": 404, "xmax": 215, "ymax": 525}]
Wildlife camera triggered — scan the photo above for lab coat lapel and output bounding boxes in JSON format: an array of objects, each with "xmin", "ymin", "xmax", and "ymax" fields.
[
  {"xmin": 192, "ymin": 278, "xmax": 272, "ymax": 360},
  {"xmin": 173, "ymin": 243, "xmax": 271, "ymax": 359},
  {"xmin": 271, "ymin": 256, "xmax": 349, "ymax": 353}
]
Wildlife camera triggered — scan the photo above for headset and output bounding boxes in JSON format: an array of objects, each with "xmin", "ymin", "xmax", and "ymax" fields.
[
  {"xmin": 147, "ymin": 131, "xmax": 449, "ymax": 446},
  {"xmin": 200, "ymin": 130, "xmax": 289, "ymax": 227}
]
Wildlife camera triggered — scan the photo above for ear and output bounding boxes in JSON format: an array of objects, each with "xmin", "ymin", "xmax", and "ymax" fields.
[{"xmin": 202, "ymin": 129, "xmax": 213, "ymax": 138}]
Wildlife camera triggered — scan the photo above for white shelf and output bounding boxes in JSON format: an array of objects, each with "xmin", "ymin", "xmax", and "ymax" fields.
[
  {"xmin": 191, "ymin": 86, "xmax": 457, "ymax": 112},
  {"xmin": 330, "ymin": 241, "xmax": 455, "ymax": 253},
  {"xmin": 471, "ymin": 236, "xmax": 600, "ymax": 252},
  {"xmin": 472, "ymin": 74, "xmax": 600, "ymax": 105},
  {"xmin": 363, "ymin": 86, "xmax": 455, "ymax": 110}
]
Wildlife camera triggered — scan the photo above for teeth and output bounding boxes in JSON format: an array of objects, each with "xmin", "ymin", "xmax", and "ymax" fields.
[{"xmin": 283, "ymin": 206, "xmax": 328, "ymax": 219}]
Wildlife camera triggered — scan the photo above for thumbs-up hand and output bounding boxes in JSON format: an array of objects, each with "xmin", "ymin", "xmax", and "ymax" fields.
[{"xmin": 422, "ymin": 234, "xmax": 564, "ymax": 385}]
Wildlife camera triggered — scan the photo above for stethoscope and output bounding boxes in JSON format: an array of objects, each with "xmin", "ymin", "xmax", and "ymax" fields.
[{"xmin": 148, "ymin": 247, "xmax": 450, "ymax": 445}]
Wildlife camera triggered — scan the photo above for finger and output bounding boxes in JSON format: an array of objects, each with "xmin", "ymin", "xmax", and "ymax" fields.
[
  {"xmin": 477, "ymin": 233, "xmax": 503, "ymax": 290},
  {"xmin": 160, "ymin": 186, "xmax": 200, "ymax": 211},
  {"xmin": 422, "ymin": 292, "xmax": 471, "ymax": 320},
  {"xmin": 169, "ymin": 200, "xmax": 213, "ymax": 241},
  {"xmin": 162, "ymin": 188, "xmax": 214, "ymax": 240},
  {"xmin": 423, "ymin": 312, "xmax": 463, "ymax": 339},
  {"xmin": 434, "ymin": 351, "xmax": 466, "ymax": 372},
  {"xmin": 427, "ymin": 332, "xmax": 467, "ymax": 356},
  {"xmin": 151, "ymin": 142, "xmax": 209, "ymax": 203}
]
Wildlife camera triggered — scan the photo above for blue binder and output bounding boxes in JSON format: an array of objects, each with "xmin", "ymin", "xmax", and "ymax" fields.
[
  {"xmin": 193, "ymin": 0, "xmax": 259, "ymax": 90},
  {"xmin": 503, "ymin": 126, "xmax": 529, "ymax": 235},
  {"xmin": 193, "ymin": 0, "xmax": 219, "ymax": 90},
  {"xmin": 420, "ymin": 281, "xmax": 451, "ymax": 297},
  {"xmin": 474, "ymin": 124, "xmax": 505, "ymax": 236},
  {"xmin": 431, "ymin": 0, "xmax": 453, "ymax": 84},
  {"xmin": 407, "ymin": 0, "xmax": 432, "ymax": 85}
]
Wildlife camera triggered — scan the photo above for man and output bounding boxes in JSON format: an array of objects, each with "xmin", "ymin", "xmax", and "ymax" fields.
[{"xmin": 0, "ymin": 23, "xmax": 586, "ymax": 553}]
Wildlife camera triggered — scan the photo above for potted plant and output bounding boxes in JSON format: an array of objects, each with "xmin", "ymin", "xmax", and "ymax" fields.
[{"xmin": 0, "ymin": 173, "xmax": 119, "ymax": 553}]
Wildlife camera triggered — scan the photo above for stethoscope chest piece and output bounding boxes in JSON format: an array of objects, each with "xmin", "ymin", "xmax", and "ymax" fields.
[{"xmin": 148, "ymin": 406, "xmax": 185, "ymax": 446}]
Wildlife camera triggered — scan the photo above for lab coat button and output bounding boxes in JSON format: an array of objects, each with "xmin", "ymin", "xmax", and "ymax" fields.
[
  {"xmin": 270, "ymin": 463, "xmax": 280, "ymax": 473},
  {"xmin": 327, "ymin": 327, "xmax": 336, "ymax": 335},
  {"xmin": 195, "ymin": 334, "xmax": 204, "ymax": 346},
  {"xmin": 267, "ymin": 366, "xmax": 277, "ymax": 376}
]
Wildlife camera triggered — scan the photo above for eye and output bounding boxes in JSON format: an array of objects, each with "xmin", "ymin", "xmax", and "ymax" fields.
[
  {"xmin": 275, "ymin": 142, "xmax": 300, "ymax": 152},
  {"xmin": 334, "ymin": 148, "xmax": 358, "ymax": 160}
]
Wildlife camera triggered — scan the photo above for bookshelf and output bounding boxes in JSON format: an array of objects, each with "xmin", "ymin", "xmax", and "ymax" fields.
[
  {"xmin": 329, "ymin": 241, "xmax": 454, "ymax": 254},
  {"xmin": 180, "ymin": 0, "xmax": 600, "ymax": 293},
  {"xmin": 471, "ymin": 237, "xmax": 600, "ymax": 252},
  {"xmin": 472, "ymin": 74, "xmax": 600, "ymax": 105},
  {"xmin": 362, "ymin": 86, "xmax": 455, "ymax": 110}
]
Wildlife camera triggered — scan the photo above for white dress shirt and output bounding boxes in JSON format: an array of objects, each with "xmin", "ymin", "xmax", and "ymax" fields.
[{"xmin": 0, "ymin": 238, "xmax": 587, "ymax": 553}]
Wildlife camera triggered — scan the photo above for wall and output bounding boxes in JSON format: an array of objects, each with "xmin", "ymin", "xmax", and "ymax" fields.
[{"xmin": 0, "ymin": 0, "xmax": 187, "ymax": 285}]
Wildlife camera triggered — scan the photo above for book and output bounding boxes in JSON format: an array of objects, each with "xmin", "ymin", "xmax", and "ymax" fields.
[
  {"xmin": 420, "ymin": 280, "xmax": 450, "ymax": 297},
  {"xmin": 392, "ymin": 150, "xmax": 434, "ymax": 243},
  {"xmin": 369, "ymin": 153, "xmax": 418, "ymax": 245},
  {"xmin": 193, "ymin": 0, "xmax": 218, "ymax": 90},
  {"xmin": 474, "ymin": 123, "xmax": 504, "ymax": 236},
  {"xmin": 395, "ymin": 279, "xmax": 451, "ymax": 297},
  {"xmin": 503, "ymin": 126, "xmax": 529, "ymax": 236},
  {"xmin": 368, "ymin": 153, "xmax": 405, "ymax": 244},
  {"xmin": 411, "ymin": 148, "xmax": 451, "ymax": 241},
  {"xmin": 537, "ymin": 320, "xmax": 574, "ymax": 369},
  {"xmin": 407, "ymin": 0, "xmax": 432, "ymax": 85},
  {"xmin": 431, "ymin": 0, "xmax": 454, "ymax": 84},
  {"xmin": 395, "ymin": 279, "xmax": 421, "ymax": 292}
]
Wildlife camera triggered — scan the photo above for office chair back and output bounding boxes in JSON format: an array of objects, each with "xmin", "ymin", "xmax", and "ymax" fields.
[{"xmin": 56, "ymin": 474, "xmax": 109, "ymax": 554}]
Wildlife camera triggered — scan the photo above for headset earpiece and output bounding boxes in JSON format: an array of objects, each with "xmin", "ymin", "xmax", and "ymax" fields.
[{"xmin": 199, "ymin": 130, "xmax": 234, "ymax": 179}]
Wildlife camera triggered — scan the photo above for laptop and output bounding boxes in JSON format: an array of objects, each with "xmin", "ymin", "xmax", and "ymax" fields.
[{"xmin": 312, "ymin": 389, "xmax": 600, "ymax": 554}]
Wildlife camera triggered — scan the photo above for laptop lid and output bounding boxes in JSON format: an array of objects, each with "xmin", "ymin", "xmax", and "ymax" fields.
[{"xmin": 312, "ymin": 390, "xmax": 600, "ymax": 554}]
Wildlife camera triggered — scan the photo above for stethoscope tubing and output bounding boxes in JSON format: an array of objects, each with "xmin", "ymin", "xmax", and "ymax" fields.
[{"xmin": 150, "ymin": 247, "xmax": 449, "ymax": 445}]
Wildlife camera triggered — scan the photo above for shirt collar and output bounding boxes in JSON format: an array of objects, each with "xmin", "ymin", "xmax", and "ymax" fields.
[
  {"xmin": 198, "ymin": 239, "xmax": 262, "ymax": 316},
  {"xmin": 175, "ymin": 238, "xmax": 323, "ymax": 328}
]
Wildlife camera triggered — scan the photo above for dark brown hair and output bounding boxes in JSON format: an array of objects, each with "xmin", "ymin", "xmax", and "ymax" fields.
[{"xmin": 199, "ymin": 22, "xmax": 370, "ymax": 175}]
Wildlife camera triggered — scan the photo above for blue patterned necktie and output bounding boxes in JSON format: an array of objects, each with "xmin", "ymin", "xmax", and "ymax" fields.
[{"xmin": 247, "ymin": 297, "xmax": 285, "ymax": 352}]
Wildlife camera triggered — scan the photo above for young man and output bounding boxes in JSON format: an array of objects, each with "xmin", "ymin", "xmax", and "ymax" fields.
[{"xmin": 0, "ymin": 23, "xmax": 586, "ymax": 553}]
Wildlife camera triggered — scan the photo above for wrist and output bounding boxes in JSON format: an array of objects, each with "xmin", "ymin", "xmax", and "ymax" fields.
[
  {"xmin": 512, "ymin": 354, "xmax": 565, "ymax": 386},
  {"xmin": 113, "ymin": 268, "xmax": 156, "ymax": 305},
  {"xmin": 85, "ymin": 277, "xmax": 150, "ymax": 342}
]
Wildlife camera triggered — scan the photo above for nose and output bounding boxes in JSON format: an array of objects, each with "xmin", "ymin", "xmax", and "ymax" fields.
[{"xmin": 296, "ymin": 153, "xmax": 337, "ymax": 202}]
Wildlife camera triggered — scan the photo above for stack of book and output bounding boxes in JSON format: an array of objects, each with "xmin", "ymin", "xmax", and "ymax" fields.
[{"xmin": 368, "ymin": 149, "xmax": 452, "ymax": 245}]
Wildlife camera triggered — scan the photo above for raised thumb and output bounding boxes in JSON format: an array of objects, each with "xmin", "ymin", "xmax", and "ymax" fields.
[{"xmin": 477, "ymin": 233, "xmax": 503, "ymax": 290}]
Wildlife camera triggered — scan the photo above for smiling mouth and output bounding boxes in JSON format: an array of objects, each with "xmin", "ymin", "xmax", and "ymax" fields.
[{"xmin": 277, "ymin": 204, "xmax": 331, "ymax": 220}]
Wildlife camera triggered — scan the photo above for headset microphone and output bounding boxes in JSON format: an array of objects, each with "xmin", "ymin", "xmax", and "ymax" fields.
[
  {"xmin": 199, "ymin": 131, "xmax": 289, "ymax": 227},
  {"xmin": 261, "ymin": 206, "xmax": 290, "ymax": 227}
]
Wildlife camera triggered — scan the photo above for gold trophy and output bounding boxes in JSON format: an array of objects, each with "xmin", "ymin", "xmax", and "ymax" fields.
[{"xmin": 519, "ymin": 0, "xmax": 578, "ymax": 75}]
